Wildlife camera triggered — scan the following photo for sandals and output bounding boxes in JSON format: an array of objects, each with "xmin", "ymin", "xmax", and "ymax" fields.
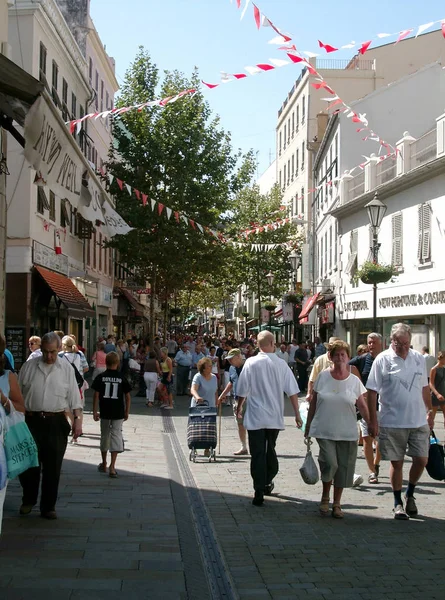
[
  {"xmin": 332, "ymin": 504, "xmax": 344, "ymax": 519},
  {"xmin": 109, "ymin": 470, "xmax": 118, "ymax": 479},
  {"xmin": 97, "ymin": 463, "xmax": 107, "ymax": 473},
  {"xmin": 319, "ymin": 496, "xmax": 330, "ymax": 516}
]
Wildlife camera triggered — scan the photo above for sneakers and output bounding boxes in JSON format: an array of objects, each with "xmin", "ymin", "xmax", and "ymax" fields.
[
  {"xmin": 393, "ymin": 504, "xmax": 409, "ymax": 520},
  {"xmin": 352, "ymin": 474, "xmax": 364, "ymax": 487},
  {"xmin": 368, "ymin": 472, "xmax": 378, "ymax": 484},
  {"xmin": 405, "ymin": 495, "xmax": 418, "ymax": 517},
  {"xmin": 233, "ymin": 448, "xmax": 248, "ymax": 456},
  {"xmin": 252, "ymin": 491, "xmax": 264, "ymax": 506}
]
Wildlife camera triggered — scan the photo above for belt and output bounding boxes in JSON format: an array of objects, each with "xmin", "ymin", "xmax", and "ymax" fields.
[{"xmin": 26, "ymin": 411, "xmax": 65, "ymax": 417}]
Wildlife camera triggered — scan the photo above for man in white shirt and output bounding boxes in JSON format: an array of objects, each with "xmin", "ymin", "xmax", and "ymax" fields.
[
  {"xmin": 288, "ymin": 339, "xmax": 298, "ymax": 375},
  {"xmin": 275, "ymin": 343, "xmax": 290, "ymax": 365},
  {"xmin": 18, "ymin": 332, "xmax": 82, "ymax": 520},
  {"xmin": 236, "ymin": 331, "xmax": 302, "ymax": 506},
  {"xmin": 367, "ymin": 323, "xmax": 434, "ymax": 520},
  {"xmin": 422, "ymin": 346, "xmax": 436, "ymax": 380}
]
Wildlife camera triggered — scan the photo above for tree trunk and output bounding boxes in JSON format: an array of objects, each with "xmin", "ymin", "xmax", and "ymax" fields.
[
  {"xmin": 149, "ymin": 269, "xmax": 157, "ymax": 343},
  {"xmin": 163, "ymin": 289, "xmax": 169, "ymax": 342}
]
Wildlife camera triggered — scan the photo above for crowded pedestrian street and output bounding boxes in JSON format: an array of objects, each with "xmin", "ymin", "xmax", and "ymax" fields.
[{"xmin": 1, "ymin": 386, "xmax": 444, "ymax": 600}]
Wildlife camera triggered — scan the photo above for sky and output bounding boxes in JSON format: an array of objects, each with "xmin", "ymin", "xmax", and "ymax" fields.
[{"xmin": 90, "ymin": 0, "xmax": 445, "ymax": 176}]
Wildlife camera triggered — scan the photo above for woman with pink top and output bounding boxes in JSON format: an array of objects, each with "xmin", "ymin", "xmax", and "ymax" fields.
[{"xmin": 91, "ymin": 341, "xmax": 107, "ymax": 381}]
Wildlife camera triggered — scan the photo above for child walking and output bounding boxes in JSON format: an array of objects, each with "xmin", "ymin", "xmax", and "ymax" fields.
[{"xmin": 92, "ymin": 352, "xmax": 132, "ymax": 478}]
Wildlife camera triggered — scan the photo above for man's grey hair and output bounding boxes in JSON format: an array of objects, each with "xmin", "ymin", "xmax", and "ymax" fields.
[
  {"xmin": 390, "ymin": 322, "xmax": 411, "ymax": 340},
  {"xmin": 42, "ymin": 332, "xmax": 61, "ymax": 346},
  {"xmin": 367, "ymin": 333, "xmax": 382, "ymax": 342}
]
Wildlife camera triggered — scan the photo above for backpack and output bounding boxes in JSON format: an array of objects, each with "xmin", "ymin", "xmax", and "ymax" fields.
[{"xmin": 63, "ymin": 354, "xmax": 84, "ymax": 389}]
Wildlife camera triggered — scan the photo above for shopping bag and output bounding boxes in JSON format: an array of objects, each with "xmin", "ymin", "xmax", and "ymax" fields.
[
  {"xmin": 3, "ymin": 405, "xmax": 39, "ymax": 479},
  {"xmin": 0, "ymin": 406, "xmax": 7, "ymax": 490},
  {"xmin": 426, "ymin": 431, "xmax": 445, "ymax": 481},
  {"xmin": 299, "ymin": 438, "xmax": 319, "ymax": 485}
]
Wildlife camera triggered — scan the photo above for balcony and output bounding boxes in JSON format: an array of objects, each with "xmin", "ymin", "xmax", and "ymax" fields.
[
  {"xmin": 376, "ymin": 159, "xmax": 396, "ymax": 186},
  {"xmin": 411, "ymin": 129, "xmax": 437, "ymax": 168},
  {"xmin": 316, "ymin": 58, "xmax": 375, "ymax": 70}
]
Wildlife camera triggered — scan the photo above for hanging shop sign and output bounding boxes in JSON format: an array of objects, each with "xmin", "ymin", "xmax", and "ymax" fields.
[
  {"xmin": 33, "ymin": 240, "xmax": 68, "ymax": 276},
  {"xmin": 24, "ymin": 96, "xmax": 82, "ymax": 196},
  {"xmin": 379, "ymin": 291, "xmax": 445, "ymax": 309}
]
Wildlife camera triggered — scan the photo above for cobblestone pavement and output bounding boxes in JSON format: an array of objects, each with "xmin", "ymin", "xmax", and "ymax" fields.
[{"xmin": 1, "ymin": 388, "xmax": 445, "ymax": 599}]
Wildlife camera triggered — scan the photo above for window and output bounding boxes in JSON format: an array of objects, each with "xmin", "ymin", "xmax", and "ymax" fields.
[
  {"xmin": 279, "ymin": 170, "xmax": 282, "ymax": 188},
  {"xmin": 283, "ymin": 165, "xmax": 287, "ymax": 188},
  {"xmin": 301, "ymin": 141, "xmax": 305, "ymax": 169},
  {"xmin": 98, "ymin": 233, "xmax": 102, "ymax": 271},
  {"xmin": 324, "ymin": 231, "xmax": 328, "ymax": 275},
  {"xmin": 51, "ymin": 61, "xmax": 60, "ymax": 107},
  {"xmin": 296, "ymin": 105, "xmax": 299, "ymax": 129},
  {"xmin": 293, "ymin": 194, "xmax": 298, "ymax": 216},
  {"xmin": 105, "ymin": 91, "xmax": 110, "ymax": 129},
  {"xmin": 302, "ymin": 95, "xmax": 306, "ymax": 123},
  {"xmin": 62, "ymin": 79, "xmax": 68, "ymax": 121},
  {"xmin": 300, "ymin": 187, "xmax": 304, "ymax": 215},
  {"xmin": 60, "ymin": 199, "xmax": 71, "ymax": 227},
  {"xmin": 391, "ymin": 213, "xmax": 403, "ymax": 268},
  {"xmin": 108, "ymin": 247, "xmax": 113, "ymax": 276},
  {"xmin": 291, "ymin": 112, "xmax": 295, "ymax": 135},
  {"xmin": 291, "ymin": 154, "xmax": 294, "ymax": 179},
  {"xmin": 279, "ymin": 131, "xmax": 282, "ymax": 155},
  {"xmin": 103, "ymin": 238, "xmax": 108, "ymax": 274},
  {"xmin": 71, "ymin": 93, "xmax": 77, "ymax": 119},
  {"xmin": 320, "ymin": 236, "xmax": 324, "ymax": 279},
  {"xmin": 345, "ymin": 230, "xmax": 358, "ymax": 280},
  {"xmin": 287, "ymin": 160, "xmax": 290, "ymax": 184},
  {"xmin": 418, "ymin": 203, "xmax": 431, "ymax": 264},
  {"xmin": 334, "ymin": 133, "xmax": 338, "ymax": 159},
  {"xmin": 334, "ymin": 219, "xmax": 338, "ymax": 266},
  {"xmin": 39, "ymin": 42, "xmax": 47, "ymax": 75},
  {"xmin": 296, "ymin": 148, "xmax": 299, "ymax": 173},
  {"xmin": 70, "ymin": 207, "xmax": 77, "ymax": 235},
  {"xmin": 100, "ymin": 80, "xmax": 104, "ymax": 112},
  {"xmin": 287, "ymin": 118, "xmax": 290, "ymax": 143},
  {"xmin": 37, "ymin": 187, "xmax": 49, "ymax": 214},
  {"xmin": 86, "ymin": 237, "xmax": 91, "ymax": 266},
  {"xmin": 329, "ymin": 226, "xmax": 332, "ymax": 272},
  {"xmin": 284, "ymin": 124, "xmax": 287, "ymax": 148},
  {"xmin": 93, "ymin": 230, "xmax": 97, "ymax": 269},
  {"xmin": 89, "ymin": 57, "xmax": 93, "ymax": 82},
  {"xmin": 49, "ymin": 190, "xmax": 56, "ymax": 221}
]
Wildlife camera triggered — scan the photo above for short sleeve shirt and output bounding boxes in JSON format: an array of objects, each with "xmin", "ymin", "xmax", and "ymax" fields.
[
  {"xmin": 191, "ymin": 373, "xmax": 217, "ymax": 407},
  {"xmin": 310, "ymin": 371, "xmax": 366, "ymax": 440},
  {"xmin": 366, "ymin": 348, "xmax": 428, "ymax": 428},
  {"xmin": 92, "ymin": 369, "xmax": 132, "ymax": 420}
]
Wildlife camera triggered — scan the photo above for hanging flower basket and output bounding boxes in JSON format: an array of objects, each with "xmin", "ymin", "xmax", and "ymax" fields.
[
  {"xmin": 264, "ymin": 302, "xmax": 277, "ymax": 312},
  {"xmin": 283, "ymin": 292, "xmax": 304, "ymax": 305},
  {"xmin": 241, "ymin": 311, "xmax": 250, "ymax": 319},
  {"xmin": 355, "ymin": 261, "xmax": 397, "ymax": 285}
]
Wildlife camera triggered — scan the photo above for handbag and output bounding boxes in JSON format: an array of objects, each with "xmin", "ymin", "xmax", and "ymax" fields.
[
  {"xmin": 299, "ymin": 437, "xmax": 319, "ymax": 485},
  {"xmin": 0, "ymin": 406, "xmax": 7, "ymax": 490},
  {"xmin": 426, "ymin": 430, "xmax": 445, "ymax": 481},
  {"xmin": 3, "ymin": 404, "xmax": 39, "ymax": 479},
  {"xmin": 63, "ymin": 354, "xmax": 84, "ymax": 389}
]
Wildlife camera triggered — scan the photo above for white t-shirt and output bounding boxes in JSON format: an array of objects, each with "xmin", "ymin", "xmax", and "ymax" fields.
[
  {"xmin": 423, "ymin": 353, "xmax": 436, "ymax": 375},
  {"xmin": 275, "ymin": 350, "xmax": 289, "ymax": 364},
  {"xmin": 288, "ymin": 344, "xmax": 298, "ymax": 362},
  {"xmin": 236, "ymin": 352, "xmax": 300, "ymax": 430},
  {"xmin": 310, "ymin": 370, "xmax": 366, "ymax": 441},
  {"xmin": 366, "ymin": 347, "xmax": 428, "ymax": 428}
]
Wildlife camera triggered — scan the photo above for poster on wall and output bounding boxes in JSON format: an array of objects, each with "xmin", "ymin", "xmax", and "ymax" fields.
[{"xmin": 5, "ymin": 327, "xmax": 26, "ymax": 371}]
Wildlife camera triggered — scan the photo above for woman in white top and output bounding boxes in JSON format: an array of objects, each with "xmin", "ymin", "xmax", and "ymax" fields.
[{"xmin": 305, "ymin": 340, "xmax": 369, "ymax": 519}]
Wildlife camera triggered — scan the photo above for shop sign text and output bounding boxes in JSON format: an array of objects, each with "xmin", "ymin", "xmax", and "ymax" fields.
[{"xmin": 379, "ymin": 291, "xmax": 445, "ymax": 309}]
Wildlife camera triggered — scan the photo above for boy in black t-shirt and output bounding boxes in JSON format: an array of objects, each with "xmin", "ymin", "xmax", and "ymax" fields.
[{"xmin": 92, "ymin": 352, "xmax": 132, "ymax": 478}]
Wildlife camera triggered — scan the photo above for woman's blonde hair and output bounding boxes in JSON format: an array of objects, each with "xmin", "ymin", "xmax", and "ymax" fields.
[
  {"xmin": 29, "ymin": 335, "xmax": 41, "ymax": 347},
  {"xmin": 328, "ymin": 339, "xmax": 351, "ymax": 358},
  {"xmin": 62, "ymin": 335, "xmax": 77, "ymax": 353},
  {"xmin": 198, "ymin": 357, "xmax": 213, "ymax": 374},
  {"xmin": 356, "ymin": 344, "xmax": 368, "ymax": 355}
]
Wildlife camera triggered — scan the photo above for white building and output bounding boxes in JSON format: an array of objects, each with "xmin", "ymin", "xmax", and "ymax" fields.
[
  {"xmin": 311, "ymin": 62, "xmax": 445, "ymax": 342},
  {"xmin": 276, "ymin": 28, "xmax": 445, "ymax": 292},
  {"xmin": 331, "ymin": 107, "xmax": 445, "ymax": 353},
  {"xmin": 5, "ymin": 0, "xmax": 129, "ymax": 360}
]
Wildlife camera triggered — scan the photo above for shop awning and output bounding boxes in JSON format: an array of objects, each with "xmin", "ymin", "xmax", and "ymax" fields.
[
  {"xmin": 115, "ymin": 287, "xmax": 146, "ymax": 319},
  {"xmin": 249, "ymin": 325, "xmax": 281, "ymax": 332},
  {"xmin": 35, "ymin": 265, "xmax": 95, "ymax": 318},
  {"xmin": 299, "ymin": 292, "xmax": 321, "ymax": 323}
]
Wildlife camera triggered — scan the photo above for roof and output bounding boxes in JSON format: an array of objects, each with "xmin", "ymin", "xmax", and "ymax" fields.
[
  {"xmin": 35, "ymin": 266, "xmax": 95, "ymax": 318},
  {"xmin": 115, "ymin": 287, "xmax": 146, "ymax": 319}
]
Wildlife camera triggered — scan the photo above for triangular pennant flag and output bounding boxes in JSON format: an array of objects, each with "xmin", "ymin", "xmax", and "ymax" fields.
[
  {"xmin": 253, "ymin": 4, "xmax": 261, "ymax": 29},
  {"xmin": 201, "ymin": 80, "xmax": 219, "ymax": 89},
  {"xmin": 240, "ymin": 0, "xmax": 250, "ymax": 21},
  {"xmin": 157, "ymin": 203, "xmax": 164, "ymax": 216},
  {"xmin": 236, "ymin": 0, "xmax": 241, "ymax": 7},
  {"xmin": 416, "ymin": 22, "xmax": 435, "ymax": 37},
  {"xmin": 287, "ymin": 53, "xmax": 304, "ymax": 64},
  {"xmin": 181, "ymin": 215, "xmax": 188, "ymax": 225},
  {"xmin": 318, "ymin": 40, "xmax": 338, "ymax": 53},
  {"xmin": 174, "ymin": 211, "xmax": 180, "ymax": 222},
  {"xmin": 396, "ymin": 29, "xmax": 413, "ymax": 43},
  {"xmin": 256, "ymin": 63, "xmax": 275, "ymax": 71},
  {"xmin": 269, "ymin": 58, "xmax": 290, "ymax": 67},
  {"xmin": 116, "ymin": 178, "xmax": 123, "ymax": 191},
  {"xmin": 232, "ymin": 73, "xmax": 248, "ymax": 79},
  {"xmin": 166, "ymin": 207, "xmax": 172, "ymax": 220},
  {"xmin": 189, "ymin": 219, "xmax": 196, "ymax": 229},
  {"xmin": 141, "ymin": 193, "xmax": 148, "ymax": 206},
  {"xmin": 125, "ymin": 183, "xmax": 132, "ymax": 196},
  {"xmin": 107, "ymin": 173, "xmax": 114, "ymax": 186},
  {"xmin": 151, "ymin": 199, "xmax": 156, "ymax": 211},
  {"xmin": 359, "ymin": 40, "xmax": 372, "ymax": 55},
  {"xmin": 134, "ymin": 189, "xmax": 141, "ymax": 200},
  {"xmin": 442, "ymin": 21, "xmax": 445, "ymax": 39},
  {"xmin": 196, "ymin": 222, "xmax": 204, "ymax": 233}
]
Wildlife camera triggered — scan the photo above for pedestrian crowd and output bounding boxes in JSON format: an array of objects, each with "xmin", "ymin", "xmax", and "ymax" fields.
[{"xmin": 0, "ymin": 321, "xmax": 442, "ymax": 535}]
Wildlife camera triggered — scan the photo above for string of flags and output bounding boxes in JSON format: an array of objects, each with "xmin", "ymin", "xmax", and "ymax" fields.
[{"xmin": 66, "ymin": 89, "xmax": 196, "ymax": 134}]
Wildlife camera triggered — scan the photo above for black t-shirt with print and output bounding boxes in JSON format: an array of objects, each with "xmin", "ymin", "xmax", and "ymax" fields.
[{"xmin": 92, "ymin": 369, "xmax": 132, "ymax": 419}]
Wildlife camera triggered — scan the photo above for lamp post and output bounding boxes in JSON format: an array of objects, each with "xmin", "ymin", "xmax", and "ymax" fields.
[
  {"xmin": 289, "ymin": 251, "xmax": 300, "ymax": 288},
  {"xmin": 265, "ymin": 271, "xmax": 275, "ymax": 332},
  {"xmin": 365, "ymin": 192, "xmax": 387, "ymax": 333}
]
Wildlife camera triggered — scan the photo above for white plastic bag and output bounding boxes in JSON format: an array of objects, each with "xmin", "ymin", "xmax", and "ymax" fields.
[{"xmin": 299, "ymin": 438, "xmax": 319, "ymax": 485}]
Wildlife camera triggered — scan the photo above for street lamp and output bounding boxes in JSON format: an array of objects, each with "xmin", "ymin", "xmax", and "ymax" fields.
[
  {"xmin": 265, "ymin": 271, "xmax": 275, "ymax": 332},
  {"xmin": 365, "ymin": 192, "xmax": 387, "ymax": 332}
]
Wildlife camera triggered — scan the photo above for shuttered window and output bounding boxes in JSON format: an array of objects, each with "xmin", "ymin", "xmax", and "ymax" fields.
[
  {"xmin": 345, "ymin": 230, "xmax": 358, "ymax": 275},
  {"xmin": 392, "ymin": 212, "xmax": 403, "ymax": 267},
  {"xmin": 418, "ymin": 203, "xmax": 431, "ymax": 264},
  {"xmin": 329, "ymin": 226, "xmax": 332, "ymax": 272},
  {"xmin": 334, "ymin": 219, "xmax": 338, "ymax": 266}
]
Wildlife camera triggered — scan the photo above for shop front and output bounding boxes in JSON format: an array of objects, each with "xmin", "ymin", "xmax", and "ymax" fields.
[
  {"xmin": 113, "ymin": 287, "xmax": 147, "ymax": 340},
  {"xmin": 339, "ymin": 280, "xmax": 445, "ymax": 354}
]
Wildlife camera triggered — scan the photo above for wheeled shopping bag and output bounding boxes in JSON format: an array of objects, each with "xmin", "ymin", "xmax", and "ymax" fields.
[{"xmin": 187, "ymin": 403, "xmax": 217, "ymax": 463}]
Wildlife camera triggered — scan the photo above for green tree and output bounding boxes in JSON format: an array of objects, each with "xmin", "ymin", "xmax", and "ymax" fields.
[{"xmin": 107, "ymin": 47, "xmax": 253, "ymax": 338}]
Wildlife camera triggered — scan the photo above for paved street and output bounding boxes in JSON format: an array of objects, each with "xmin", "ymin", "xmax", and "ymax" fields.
[{"xmin": 1, "ymin": 389, "xmax": 445, "ymax": 599}]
